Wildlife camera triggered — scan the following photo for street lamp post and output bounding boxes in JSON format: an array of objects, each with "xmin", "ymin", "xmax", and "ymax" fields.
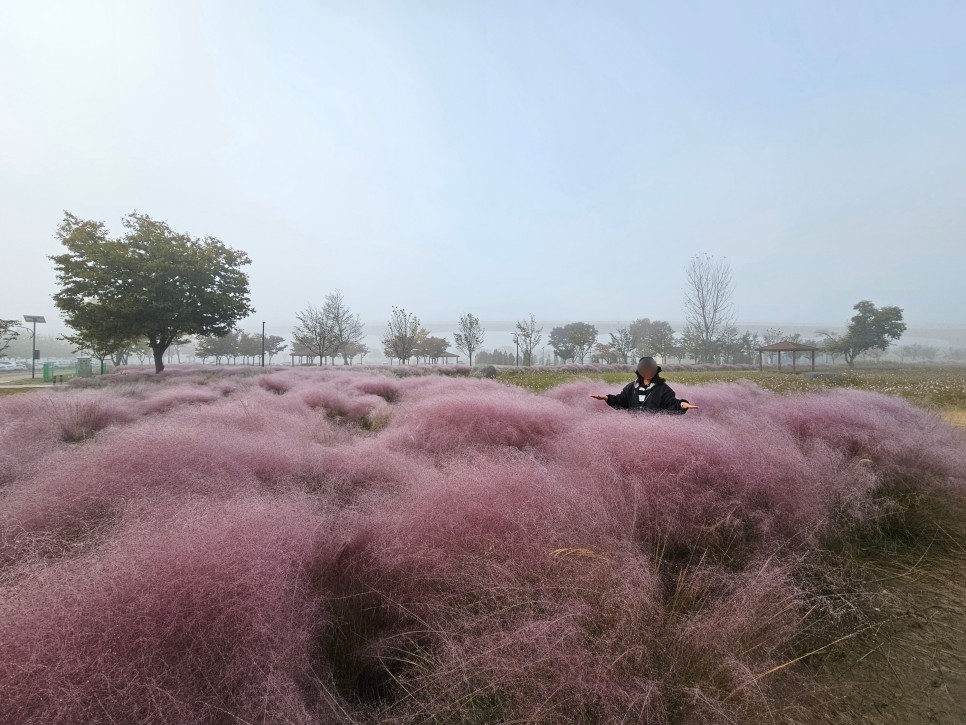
[
  {"xmin": 511, "ymin": 332, "xmax": 519, "ymax": 367},
  {"xmin": 261, "ymin": 322, "xmax": 266, "ymax": 367},
  {"xmin": 22, "ymin": 315, "xmax": 46, "ymax": 380}
]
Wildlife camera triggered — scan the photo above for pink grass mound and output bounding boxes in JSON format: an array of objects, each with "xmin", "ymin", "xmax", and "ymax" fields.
[
  {"xmin": 0, "ymin": 494, "xmax": 347, "ymax": 724},
  {"xmin": 384, "ymin": 384, "xmax": 574, "ymax": 456},
  {"xmin": 0, "ymin": 368, "xmax": 963, "ymax": 723}
]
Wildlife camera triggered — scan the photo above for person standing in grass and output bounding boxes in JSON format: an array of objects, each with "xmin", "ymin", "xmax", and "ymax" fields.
[{"xmin": 591, "ymin": 356, "xmax": 698, "ymax": 414}]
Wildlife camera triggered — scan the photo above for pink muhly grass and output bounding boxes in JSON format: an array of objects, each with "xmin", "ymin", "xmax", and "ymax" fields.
[
  {"xmin": 383, "ymin": 386, "xmax": 574, "ymax": 457},
  {"xmin": 135, "ymin": 385, "xmax": 224, "ymax": 414},
  {"xmin": 347, "ymin": 374, "xmax": 401, "ymax": 402},
  {"xmin": 0, "ymin": 495, "xmax": 349, "ymax": 725},
  {"xmin": 299, "ymin": 385, "xmax": 390, "ymax": 428},
  {"xmin": 0, "ymin": 368, "xmax": 962, "ymax": 723},
  {"xmin": 334, "ymin": 451, "xmax": 806, "ymax": 722}
]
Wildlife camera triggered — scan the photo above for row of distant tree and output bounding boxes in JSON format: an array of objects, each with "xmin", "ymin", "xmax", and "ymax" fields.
[
  {"xmin": 0, "ymin": 210, "xmax": 919, "ymax": 373},
  {"xmin": 6, "ymin": 319, "xmax": 962, "ymax": 370}
]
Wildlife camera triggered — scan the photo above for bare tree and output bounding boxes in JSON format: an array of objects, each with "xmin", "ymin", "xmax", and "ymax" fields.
[
  {"xmin": 382, "ymin": 307, "xmax": 421, "ymax": 364},
  {"xmin": 293, "ymin": 304, "xmax": 336, "ymax": 365},
  {"xmin": 454, "ymin": 313, "xmax": 485, "ymax": 365},
  {"xmin": 324, "ymin": 290, "xmax": 365, "ymax": 364},
  {"xmin": 515, "ymin": 313, "xmax": 542, "ymax": 367},
  {"xmin": 682, "ymin": 254, "xmax": 736, "ymax": 363}
]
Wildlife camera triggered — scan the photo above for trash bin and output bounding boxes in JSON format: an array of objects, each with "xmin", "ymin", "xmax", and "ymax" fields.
[{"xmin": 42, "ymin": 362, "xmax": 55, "ymax": 382}]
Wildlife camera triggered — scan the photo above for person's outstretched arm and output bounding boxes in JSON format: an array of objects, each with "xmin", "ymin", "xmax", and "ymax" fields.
[
  {"xmin": 656, "ymin": 385, "xmax": 698, "ymax": 414},
  {"xmin": 590, "ymin": 382, "xmax": 633, "ymax": 409}
]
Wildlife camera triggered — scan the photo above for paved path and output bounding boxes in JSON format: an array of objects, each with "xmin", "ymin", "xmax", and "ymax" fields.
[{"xmin": 0, "ymin": 383, "xmax": 62, "ymax": 389}]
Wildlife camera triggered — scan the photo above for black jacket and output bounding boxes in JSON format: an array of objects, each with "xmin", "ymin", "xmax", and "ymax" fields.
[{"xmin": 606, "ymin": 376, "xmax": 689, "ymax": 414}]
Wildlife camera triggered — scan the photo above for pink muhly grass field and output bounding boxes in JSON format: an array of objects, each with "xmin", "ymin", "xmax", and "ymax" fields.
[{"xmin": 0, "ymin": 367, "xmax": 963, "ymax": 724}]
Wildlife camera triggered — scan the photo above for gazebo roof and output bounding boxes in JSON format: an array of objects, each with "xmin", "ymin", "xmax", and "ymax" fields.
[{"xmin": 757, "ymin": 340, "xmax": 819, "ymax": 352}]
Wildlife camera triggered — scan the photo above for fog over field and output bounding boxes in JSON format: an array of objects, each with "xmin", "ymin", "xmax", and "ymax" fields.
[
  {"xmin": 2, "ymin": 5, "xmax": 966, "ymax": 721},
  {"xmin": 1, "ymin": 1, "xmax": 965, "ymax": 338}
]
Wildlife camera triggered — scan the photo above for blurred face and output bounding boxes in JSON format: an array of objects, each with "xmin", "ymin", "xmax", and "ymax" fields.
[{"xmin": 637, "ymin": 361, "xmax": 658, "ymax": 380}]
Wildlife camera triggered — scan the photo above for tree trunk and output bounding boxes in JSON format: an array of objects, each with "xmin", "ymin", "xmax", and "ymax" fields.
[{"xmin": 152, "ymin": 344, "xmax": 166, "ymax": 373}]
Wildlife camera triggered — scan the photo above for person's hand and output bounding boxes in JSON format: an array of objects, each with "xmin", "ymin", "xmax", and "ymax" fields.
[
  {"xmin": 589, "ymin": 394, "xmax": 608, "ymax": 400},
  {"xmin": 681, "ymin": 402, "xmax": 698, "ymax": 410}
]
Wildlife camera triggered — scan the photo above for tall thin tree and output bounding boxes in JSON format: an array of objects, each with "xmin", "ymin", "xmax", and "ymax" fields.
[
  {"xmin": 454, "ymin": 313, "xmax": 485, "ymax": 365},
  {"xmin": 515, "ymin": 314, "xmax": 543, "ymax": 367},
  {"xmin": 324, "ymin": 290, "xmax": 365, "ymax": 364},
  {"xmin": 682, "ymin": 254, "xmax": 736, "ymax": 363}
]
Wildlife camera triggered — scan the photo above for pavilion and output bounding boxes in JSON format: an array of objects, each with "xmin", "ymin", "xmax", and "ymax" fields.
[{"xmin": 756, "ymin": 341, "xmax": 819, "ymax": 372}]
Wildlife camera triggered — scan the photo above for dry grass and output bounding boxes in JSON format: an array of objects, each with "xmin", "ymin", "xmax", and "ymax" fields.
[
  {"xmin": 807, "ymin": 552, "xmax": 966, "ymax": 723},
  {"xmin": 795, "ymin": 491, "xmax": 966, "ymax": 725},
  {"xmin": 942, "ymin": 410, "xmax": 966, "ymax": 427},
  {"xmin": 0, "ymin": 388, "xmax": 36, "ymax": 397}
]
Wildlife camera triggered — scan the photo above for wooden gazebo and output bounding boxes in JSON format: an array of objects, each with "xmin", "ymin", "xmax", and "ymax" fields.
[
  {"xmin": 289, "ymin": 344, "xmax": 318, "ymax": 366},
  {"xmin": 757, "ymin": 341, "xmax": 818, "ymax": 372}
]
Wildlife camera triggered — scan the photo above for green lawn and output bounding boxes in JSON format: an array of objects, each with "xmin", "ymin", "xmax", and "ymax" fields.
[{"xmin": 496, "ymin": 366, "xmax": 966, "ymax": 409}]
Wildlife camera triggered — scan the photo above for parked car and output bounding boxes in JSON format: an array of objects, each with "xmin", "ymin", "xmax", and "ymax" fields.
[{"xmin": 0, "ymin": 360, "xmax": 27, "ymax": 372}]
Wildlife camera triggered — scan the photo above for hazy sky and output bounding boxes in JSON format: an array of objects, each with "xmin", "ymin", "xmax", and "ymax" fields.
[{"xmin": 2, "ymin": 0, "xmax": 964, "ymax": 338}]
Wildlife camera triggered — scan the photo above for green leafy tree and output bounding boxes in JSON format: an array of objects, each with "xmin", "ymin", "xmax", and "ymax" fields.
[
  {"xmin": 548, "ymin": 326, "xmax": 576, "ymax": 363},
  {"xmin": 0, "ymin": 319, "xmax": 25, "ymax": 358},
  {"xmin": 608, "ymin": 326, "xmax": 634, "ymax": 364},
  {"xmin": 593, "ymin": 341, "xmax": 624, "ymax": 364},
  {"xmin": 51, "ymin": 212, "xmax": 253, "ymax": 373},
  {"xmin": 195, "ymin": 332, "xmax": 239, "ymax": 365},
  {"xmin": 60, "ymin": 330, "xmax": 129, "ymax": 371},
  {"xmin": 454, "ymin": 313, "xmax": 485, "ymax": 366},
  {"xmin": 165, "ymin": 337, "xmax": 192, "ymax": 364},
  {"xmin": 548, "ymin": 322, "xmax": 598, "ymax": 364},
  {"xmin": 647, "ymin": 321, "xmax": 677, "ymax": 364},
  {"xmin": 477, "ymin": 348, "xmax": 515, "ymax": 365},
  {"xmin": 628, "ymin": 318, "xmax": 655, "ymax": 356},
  {"xmin": 572, "ymin": 323, "xmax": 598, "ymax": 364},
  {"xmin": 680, "ymin": 324, "xmax": 705, "ymax": 362},
  {"xmin": 383, "ymin": 307, "xmax": 421, "ymax": 363},
  {"xmin": 237, "ymin": 331, "xmax": 262, "ymax": 364},
  {"xmin": 264, "ymin": 335, "xmax": 288, "ymax": 364},
  {"xmin": 415, "ymin": 335, "xmax": 451, "ymax": 363},
  {"xmin": 342, "ymin": 341, "xmax": 368, "ymax": 364},
  {"xmin": 129, "ymin": 340, "xmax": 154, "ymax": 365},
  {"xmin": 821, "ymin": 300, "xmax": 906, "ymax": 368},
  {"xmin": 629, "ymin": 319, "xmax": 676, "ymax": 363}
]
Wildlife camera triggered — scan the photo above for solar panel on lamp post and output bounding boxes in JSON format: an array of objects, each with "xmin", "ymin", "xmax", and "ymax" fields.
[{"xmin": 22, "ymin": 315, "xmax": 46, "ymax": 380}]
